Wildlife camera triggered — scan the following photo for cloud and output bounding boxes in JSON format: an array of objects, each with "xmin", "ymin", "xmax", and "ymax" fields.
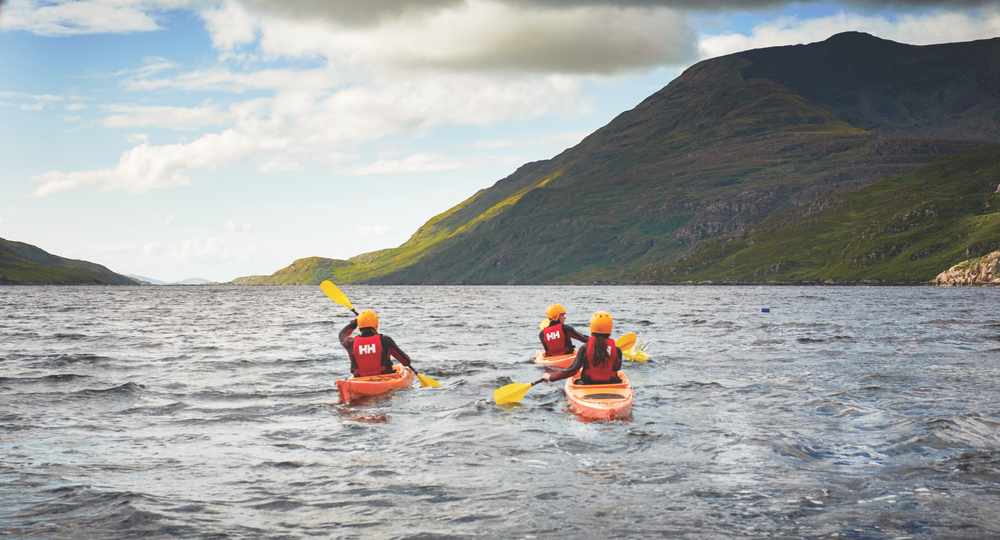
[
  {"xmin": 101, "ymin": 104, "xmax": 232, "ymax": 130},
  {"xmin": 226, "ymin": 218, "xmax": 252, "ymax": 231},
  {"xmin": 240, "ymin": 0, "xmax": 699, "ymax": 74},
  {"xmin": 29, "ymin": 74, "xmax": 586, "ymax": 195},
  {"xmin": 28, "ymin": 132, "xmax": 255, "ymax": 196},
  {"xmin": 0, "ymin": 0, "xmax": 168, "ymax": 36},
  {"xmin": 699, "ymin": 8, "xmax": 1000, "ymax": 58},
  {"xmin": 342, "ymin": 153, "xmax": 470, "ymax": 176},
  {"xmin": 202, "ymin": 1, "xmax": 259, "ymax": 50}
]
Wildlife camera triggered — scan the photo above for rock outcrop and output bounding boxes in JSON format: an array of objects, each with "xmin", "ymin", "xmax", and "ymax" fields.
[{"xmin": 935, "ymin": 251, "xmax": 1000, "ymax": 286}]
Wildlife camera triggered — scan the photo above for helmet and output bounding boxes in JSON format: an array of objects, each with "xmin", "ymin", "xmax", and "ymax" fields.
[
  {"xmin": 590, "ymin": 311, "xmax": 613, "ymax": 334},
  {"xmin": 357, "ymin": 310, "xmax": 378, "ymax": 331},
  {"xmin": 546, "ymin": 304, "xmax": 566, "ymax": 321}
]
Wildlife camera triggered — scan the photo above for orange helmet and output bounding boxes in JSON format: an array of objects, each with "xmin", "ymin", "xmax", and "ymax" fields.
[
  {"xmin": 590, "ymin": 311, "xmax": 613, "ymax": 334},
  {"xmin": 357, "ymin": 310, "xmax": 378, "ymax": 331},
  {"xmin": 546, "ymin": 304, "xmax": 566, "ymax": 321}
]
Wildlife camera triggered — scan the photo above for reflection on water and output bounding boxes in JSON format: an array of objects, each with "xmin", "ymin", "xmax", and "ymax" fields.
[{"xmin": 1, "ymin": 284, "xmax": 1000, "ymax": 538}]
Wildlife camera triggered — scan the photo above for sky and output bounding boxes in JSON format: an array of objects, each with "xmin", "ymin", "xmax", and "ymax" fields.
[{"xmin": 1, "ymin": 0, "xmax": 998, "ymax": 282}]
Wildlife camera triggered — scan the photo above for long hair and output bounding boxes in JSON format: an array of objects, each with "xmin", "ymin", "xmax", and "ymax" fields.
[{"xmin": 591, "ymin": 333, "xmax": 610, "ymax": 367}]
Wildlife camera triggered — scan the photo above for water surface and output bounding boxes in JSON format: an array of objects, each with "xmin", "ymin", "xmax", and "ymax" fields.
[{"xmin": 2, "ymin": 285, "xmax": 999, "ymax": 538}]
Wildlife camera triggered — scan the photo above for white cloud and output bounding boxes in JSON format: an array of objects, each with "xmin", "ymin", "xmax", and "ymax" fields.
[
  {"xmin": 30, "ymin": 74, "xmax": 586, "ymax": 195},
  {"xmin": 343, "ymin": 153, "xmax": 469, "ymax": 176},
  {"xmin": 0, "ymin": 0, "xmax": 169, "ymax": 37},
  {"xmin": 356, "ymin": 224, "xmax": 394, "ymax": 236},
  {"xmin": 202, "ymin": 1, "xmax": 259, "ymax": 50},
  {"xmin": 101, "ymin": 104, "xmax": 232, "ymax": 130},
  {"xmin": 226, "ymin": 219, "xmax": 252, "ymax": 231},
  {"xmin": 699, "ymin": 9, "xmax": 1000, "ymax": 59},
  {"xmin": 28, "ymin": 132, "xmax": 255, "ymax": 196}
]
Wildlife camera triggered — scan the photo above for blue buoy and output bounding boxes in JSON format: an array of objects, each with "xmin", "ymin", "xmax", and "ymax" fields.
[{"xmin": 760, "ymin": 308, "xmax": 770, "ymax": 313}]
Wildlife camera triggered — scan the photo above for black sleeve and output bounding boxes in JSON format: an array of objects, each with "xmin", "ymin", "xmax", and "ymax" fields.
[
  {"xmin": 548, "ymin": 348, "xmax": 585, "ymax": 382},
  {"xmin": 380, "ymin": 335, "xmax": 412, "ymax": 367},
  {"xmin": 563, "ymin": 324, "xmax": 590, "ymax": 343},
  {"xmin": 614, "ymin": 347, "xmax": 623, "ymax": 372},
  {"xmin": 339, "ymin": 319, "xmax": 358, "ymax": 349}
]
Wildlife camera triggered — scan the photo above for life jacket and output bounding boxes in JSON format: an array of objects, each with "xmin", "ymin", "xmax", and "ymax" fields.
[
  {"xmin": 581, "ymin": 336, "xmax": 619, "ymax": 384},
  {"xmin": 542, "ymin": 322, "xmax": 571, "ymax": 355},
  {"xmin": 352, "ymin": 334, "xmax": 393, "ymax": 377}
]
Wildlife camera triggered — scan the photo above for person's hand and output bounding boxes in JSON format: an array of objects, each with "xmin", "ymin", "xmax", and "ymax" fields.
[{"xmin": 541, "ymin": 373, "xmax": 552, "ymax": 382}]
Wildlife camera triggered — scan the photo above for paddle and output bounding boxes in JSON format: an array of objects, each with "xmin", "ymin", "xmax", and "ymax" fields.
[
  {"xmin": 494, "ymin": 378, "xmax": 544, "ymax": 405},
  {"xmin": 616, "ymin": 332, "xmax": 637, "ymax": 351},
  {"xmin": 539, "ymin": 319, "xmax": 549, "ymax": 329},
  {"xmin": 320, "ymin": 280, "xmax": 440, "ymax": 388}
]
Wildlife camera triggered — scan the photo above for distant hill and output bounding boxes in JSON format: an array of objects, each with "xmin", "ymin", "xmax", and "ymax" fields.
[
  {"xmin": 1, "ymin": 237, "xmax": 139, "ymax": 285},
  {"xmin": 235, "ymin": 32, "xmax": 1000, "ymax": 285}
]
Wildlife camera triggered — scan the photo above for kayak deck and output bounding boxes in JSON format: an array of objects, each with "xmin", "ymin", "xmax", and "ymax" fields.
[
  {"xmin": 336, "ymin": 364, "xmax": 414, "ymax": 403},
  {"xmin": 534, "ymin": 350, "xmax": 576, "ymax": 368},
  {"xmin": 563, "ymin": 371, "xmax": 633, "ymax": 421}
]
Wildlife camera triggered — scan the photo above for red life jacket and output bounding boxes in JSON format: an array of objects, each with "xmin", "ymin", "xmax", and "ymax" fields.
[
  {"xmin": 582, "ymin": 337, "xmax": 618, "ymax": 384},
  {"xmin": 542, "ymin": 322, "xmax": 570, "ymax": 355},
  {"xmin": 352, "ymin": 334, "xmax": 392, "ymax": 377}
]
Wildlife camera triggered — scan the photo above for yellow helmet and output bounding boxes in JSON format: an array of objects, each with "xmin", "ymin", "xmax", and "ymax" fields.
[
  {"xmin": 590, "ymin": 311, "xmax": 613, "ymax": 334},
  {"xmin": 357, "ymin": 310, "xmax": 378, "ymax": 331},
  {"xmin": 546, "ymin": 304, "xmax": 566, "ymax": 321}
]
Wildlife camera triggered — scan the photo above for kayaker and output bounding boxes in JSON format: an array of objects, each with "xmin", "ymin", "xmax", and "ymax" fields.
[
  {"xmin": 539, "ymin": 304, "xmax": 590, "ymax": 356},
  {"xmin": 338, "ymin": 310, "xmax": 414, "ymax": 377},
  {"xmin": 542, "ymin": 311, "xmax": 622, "ymax": 385}
]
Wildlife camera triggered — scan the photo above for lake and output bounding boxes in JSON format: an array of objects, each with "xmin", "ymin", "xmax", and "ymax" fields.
[{"xmin": 2, "ymin": 285, "xmax": 999, "ymax": 539}]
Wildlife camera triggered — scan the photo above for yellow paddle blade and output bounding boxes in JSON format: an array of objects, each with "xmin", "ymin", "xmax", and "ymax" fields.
[
  {"xmin": 539, "ymin": 319, "xmax": 549, "ymax": 329},
  {"xmin": 320, "ymin": 280, "xmax": 354, "ymax": 311},
  {"xmin": 494, "ymin": 382, "xmax": 533, "ymax": 404},
  {"xmin": 624, "ymin": 348, "xmax": 648, "ymax": 362},
  {"xmin": 416, "ymin": 372, "xmax": 441, "ymax": 388},
  {"xmin": 616, "ymin": 332, "xmax": 637, "ymax": 351}
]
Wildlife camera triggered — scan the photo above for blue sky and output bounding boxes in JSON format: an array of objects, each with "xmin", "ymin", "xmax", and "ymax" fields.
[{"xmin": 1, "ymin": 0, "xmax": 998, "ymax": 282}]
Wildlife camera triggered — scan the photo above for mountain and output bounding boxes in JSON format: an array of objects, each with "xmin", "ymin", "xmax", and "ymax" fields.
[
  {"xmin": 1, "ymin": 237, "xmax": 140, "ymax": 285},
  {"xmin": 236, "ymin": 32, "xmax": 1000, "ymax": 285}
]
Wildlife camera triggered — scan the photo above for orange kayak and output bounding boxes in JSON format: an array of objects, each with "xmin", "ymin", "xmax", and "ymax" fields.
[
  {"xmin": 563, "ymin": 371, "xmax": 633, "ymax": 421},
  {"xmin": 534, "ymin": 350, "xmax": 576, "ymax": 368},
  {"xmin": 336, "ymin": 365, "xmax": 414, "ymax": 403}
]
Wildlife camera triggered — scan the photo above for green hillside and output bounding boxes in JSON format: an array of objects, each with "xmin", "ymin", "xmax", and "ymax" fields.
[
  {"xmin": 637, "ymin": 145, "xmax": 1000, "ymax": 283},
  {"xmin": 0, "ymin": 237, "xmax": 139, "ymax": 285},
  {"xmin": 235, "ymin": 33, "xmax": 1000, "ymax": 286}
]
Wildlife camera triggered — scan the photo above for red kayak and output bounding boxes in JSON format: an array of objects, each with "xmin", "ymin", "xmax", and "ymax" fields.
[
  {"xmin": 336, "ymin": 365, "xmax": 414, "ymax": 403},
  {"xmin": 533, "ymin": 350, "xmax": 576, "ymax": 368}
]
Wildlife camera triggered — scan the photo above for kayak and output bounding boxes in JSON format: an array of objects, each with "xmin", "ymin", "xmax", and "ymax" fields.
[
  {"xmin": 563, "ymin": 371, "xmax": 633, "ymax": 421},
  {"xmin": 534, "ymin": 350, "xmax": 576, "ymax": 368},
  {"xmin": 336, "ymin": 364, "xmax": 414, "ymax": 403}
]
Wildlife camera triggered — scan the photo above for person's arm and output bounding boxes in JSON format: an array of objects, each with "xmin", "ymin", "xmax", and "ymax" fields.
[
  {"xmin": 613, "ymin": 346, "xmax": 623, "ymax": 372},
  {"xmin": 338, "ymin": 319, "xmax": 358, "ymax": 349},
  {"xmin": 381, "ymin": 335, "xmax": 412, "ymax": 367},
  {"xmin": 563, "ymin": 324, "xmax": 590, "ymax": 343},
  {"xmin": 542, "ymin": 348, "xmax": 584, "ymax": 382}
]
